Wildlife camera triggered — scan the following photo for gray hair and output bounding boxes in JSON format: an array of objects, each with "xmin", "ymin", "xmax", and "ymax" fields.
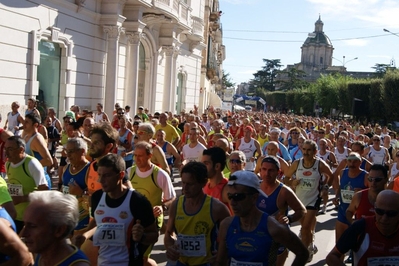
[
  {"xmin": 139, "ymin": 122, "xmax": 155, "ymax": 137},
  {"xmin": 28, "ymin": 191, "xmax": 79, "ymax": 238},
  {"xmin": 7, "ymin": 136, "xmax": 26, "ymax": 150},
  {"xmin": 230, "ymin": 150, "xmax": 246, "ymax": 163},
  {"xmin": 67, "ymin": 137, "xmax": 87, "ymax": 153}
]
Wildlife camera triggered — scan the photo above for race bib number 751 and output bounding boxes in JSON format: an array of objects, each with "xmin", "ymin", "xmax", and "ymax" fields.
[{"xmin": 93, "ymin": 223, "xmax": 126, "ymax": 246}]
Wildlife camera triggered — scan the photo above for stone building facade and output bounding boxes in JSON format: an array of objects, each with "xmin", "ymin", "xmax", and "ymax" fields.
[{"xmin": 0, "ymin": 0, "xmax": 225, "ymax": 119}]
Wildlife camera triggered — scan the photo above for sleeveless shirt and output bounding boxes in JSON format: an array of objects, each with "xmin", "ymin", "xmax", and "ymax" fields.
[
  {"xmin": 93, "ymin": 189, "xmax": 135, "ymax": 266},
  {"xmin": 238, "ymin": 137, "xmax": 257, "ymax": 171},
  {"xmin": 226, "ymin": 213, "xmax": 278, "ymax": 265},
  {"xmin": 175, "ymin": 195, "xmax": 215, "ymax": 266}
]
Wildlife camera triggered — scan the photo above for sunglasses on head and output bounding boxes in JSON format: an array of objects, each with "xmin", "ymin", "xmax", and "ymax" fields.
[
  {"xmin": 227, "ymin": 192, "xmax": 253, "ymax": 201},
  {"xmin": 368, "ymin": 177, "xmax": 384, "ymax": 183},
  {"xmin": 375, "ymin": 207, "xmax": 399, "ymax": 217}
]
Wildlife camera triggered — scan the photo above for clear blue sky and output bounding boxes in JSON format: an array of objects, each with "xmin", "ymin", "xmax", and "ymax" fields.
[{"xmin": 220, "ymin": 0, "xmax": 399, "ymax": 85}]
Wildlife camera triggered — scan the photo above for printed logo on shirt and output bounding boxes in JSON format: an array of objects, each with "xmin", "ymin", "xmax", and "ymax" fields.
[
  {"xmin": 194, "ymin": 221, "xmax": 209, "ymax": 235},
  {"xmin": 96, "ymin": 209, "xmax": 104, "ymax": 215},
  {"xmin": 119, "ymin": 211, "xmax": 128, "ymax": 219},
  {"xmin": 102, "ymin": 217, "xmax": 118, "ymax": 223}
]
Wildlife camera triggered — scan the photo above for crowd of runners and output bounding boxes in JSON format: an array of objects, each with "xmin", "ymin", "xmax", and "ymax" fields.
[{"xmin": 0, "ymin": 98, "xmax": 399, "ymax": 265}]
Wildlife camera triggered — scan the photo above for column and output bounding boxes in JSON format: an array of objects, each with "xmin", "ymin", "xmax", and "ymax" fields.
[
  {"xmin": 169, "ymin": 47, "xmax": 179, "ymax": 113},
  {"xmin": 125, "ymin": 31, "xmax": 142, "ymax": 114},
  {"xmin": 162, "ymin": 46, "xmax": 175, "ymax": 111},
  {"xmin": 103, "ymin": 25, "xmax": 123, "ymax": 117}
]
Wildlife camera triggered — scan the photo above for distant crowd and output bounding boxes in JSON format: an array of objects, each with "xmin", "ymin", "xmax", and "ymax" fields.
[{"xmin": 0, "ymin": 98, "xmax": 399, "ymax": 265}]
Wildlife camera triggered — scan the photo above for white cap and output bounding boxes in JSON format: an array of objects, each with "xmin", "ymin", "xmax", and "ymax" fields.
[
  {"xmin": 269, "ymin": 127, "xmax": 281, "ymax": 135},
  {"xmin": 228, "ymin": 171, "xmax": 268, "ymax": 198}
]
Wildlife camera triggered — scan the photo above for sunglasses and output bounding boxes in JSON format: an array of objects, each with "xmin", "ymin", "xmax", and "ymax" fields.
[
  {"xmin": 137, "ymin": 130, "xmax": 146, "ymax": 135},
  {"xmin": 117, "ymin": 112, "xmax": 124, "ymax": 115},
  {"xmin": 290, "ymin": 132, "xmax": 299, "ymax": 135},
  {"xmin": 368, "ymin": 177, "xmax": 384, "ymax": 183},
  {"xmin": 318, "ymin": 132, "xmax": 325, "ymax": 134},
  {"xmin": 227, "ymin": 192, "xmax": 254, "ymax": 201},
  {"xmin": 373, "ymin": 139, "xmax": 380, "ymax": 141},
  {"xmin": 375, "ymin": 207, "xmax": 399, "ymax": 217},
  {"xmin": 229, "ymin": 159, "xmax": 242, "ymax": 164}
]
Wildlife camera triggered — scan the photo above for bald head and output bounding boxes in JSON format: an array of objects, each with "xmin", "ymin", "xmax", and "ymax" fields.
[
  {"xmin": 190, "ymin": 122, "xmax": 198, "ymax": 128},
  {"xmin": 266, "ymin": 141, "xmax": 279, "ymax": 156},
  {"xmin": 376, "ymin": 190, "xmax": 399, "ymax": 211},
  {"xmin": 215, "ymin": 138, "xmax": 229, "ymax": 152}
]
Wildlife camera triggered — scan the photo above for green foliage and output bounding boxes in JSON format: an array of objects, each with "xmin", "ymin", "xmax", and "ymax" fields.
[
  {"xmin": 372, "ymin": 63, "xmax": 391, "ymax": 78},
  {"xmin": 222, "ymin": 71, "xmax": 235, "ymax": 89},
  {"xmin": 383, "ymin": 70, "xmax": 399, "ymax": 121},
  {"xmin": 257, "ymin": 70, "xmax": 399, "ymax": 122},
  {"xmin": 313, "ymin": 74, "xmax": 345, "ymax": 116},
  {"xmin": 251, "ymin": 59, "xmax": 283, "ymax": 92},
  {"xmin": 278, "ymin": 67, "xmax": 309, "ymax": 91},
  {"xmin": 369, "ymin": 79, "xmax": 385, "ymax": 121},
  {"xmin": 347, "ymin": 81, "xmax": 371, "ymax": 118}
]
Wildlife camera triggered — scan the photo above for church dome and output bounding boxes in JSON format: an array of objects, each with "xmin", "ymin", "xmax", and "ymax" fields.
[{"xmin": 303, "ymin": 15, "xmax": 332, "ymax": 46}]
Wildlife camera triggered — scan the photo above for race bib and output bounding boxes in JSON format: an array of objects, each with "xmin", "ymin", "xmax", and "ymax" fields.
[
  {"xmin": 367, "ymin": 256, "xmax": 399, "ymax": 266},
  {"xmin": 8, "ymin": 183, "xmax": 23, "ymax": 196},
  {"xmin": 299, "ymin": 178, "xmax": 316, "ymax": 191},
  {"xmin": 177, "ymin": 234, "xmax": 206, "ymax": 257},
  {"xmin": 341, "ymin": 189, "xmax": 354, "ymax": 204},
  {"xmin": 230, "ymin": 258, "xmax": 262, "ymax": 266},
  {"xmin": 62, "ymin": 186, "xmax": 70, "ymax": 195},
  {"xmin": 93, "ymin": 223, "xmax": 126, "ymax": 246}
]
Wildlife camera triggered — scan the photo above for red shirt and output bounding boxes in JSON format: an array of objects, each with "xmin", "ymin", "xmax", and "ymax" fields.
[{"xmin": 355, "ymin": 189, "xmax": 375, "ymax": 220}]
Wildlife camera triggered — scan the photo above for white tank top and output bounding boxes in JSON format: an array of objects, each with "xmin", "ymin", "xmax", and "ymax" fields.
[
  {"xmin": 368, "ymin": 146, "xmax": 386, "ymax": 165},
  {"xmin": 334, "ymin": 147, "xmax": 349, "ymax": 165},
  {"xmin": 6, "ymin": 112, "xmax": 21, "ymax": 136},
  {"xmin": 390, "ymin": 163, "xmax": 399, "ymax": 182},
  {"xmin": 295, "ymin": 158, "xmax": 322, "ymax": 207},
  {"xmin": 93, "ymin": 189, "xmax": 135, "ymax": 266},
  {"xmin": 238, "ymin": 137, "xmax": 257, "ymax": 171},
  {"xmin": 317, "ymin": 150, "xmax": 331, "ymax": 162},
  {"xmin": 95, "ymin": 112, "xmax": 105, "ymax": 123}
]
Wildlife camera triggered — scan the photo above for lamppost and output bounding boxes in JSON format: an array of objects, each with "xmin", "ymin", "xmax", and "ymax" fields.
[
  {"xmin": 333, "ymin": 56, "xmax": 358, "ymax": 67},
  {"xmin": 383, "ymin": 28, "xmax": 399, "ymax": 38}
]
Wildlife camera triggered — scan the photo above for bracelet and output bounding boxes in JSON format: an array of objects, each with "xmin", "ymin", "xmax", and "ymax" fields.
[{"xmin": 323, "ymin": 184, "xmax": 329, "ymax": 190}]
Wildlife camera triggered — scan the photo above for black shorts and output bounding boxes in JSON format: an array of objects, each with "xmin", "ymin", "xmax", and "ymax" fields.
[{"xmin": 306, "ymin": 196, "xmax": 322, "ymax": 211}]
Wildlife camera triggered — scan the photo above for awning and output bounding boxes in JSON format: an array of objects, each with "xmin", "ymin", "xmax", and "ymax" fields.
[{"xmin": 209, "ymin": 91, "xmax": 222, "ymax": 108}]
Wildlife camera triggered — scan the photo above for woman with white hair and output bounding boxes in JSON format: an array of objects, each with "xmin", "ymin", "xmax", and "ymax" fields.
[{"xmin": 21, "ymin": 191, "xmax": 89, "ymax": 265}]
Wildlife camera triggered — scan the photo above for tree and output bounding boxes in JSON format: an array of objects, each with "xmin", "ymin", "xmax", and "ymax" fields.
[
  {"xmin": 372, "ymin": 63, "xmax": 391, "ymax": 78},
  {"xmin": 222, "ymin": 71, "xmax": 235, "ymax": 89},
  {"xmin": 277, "ymin": 67, "xmax": 309, "ymax": 91},
  {"xmin": 251, "ymin": 59, "xmax": 282, "ymax": 92}
]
